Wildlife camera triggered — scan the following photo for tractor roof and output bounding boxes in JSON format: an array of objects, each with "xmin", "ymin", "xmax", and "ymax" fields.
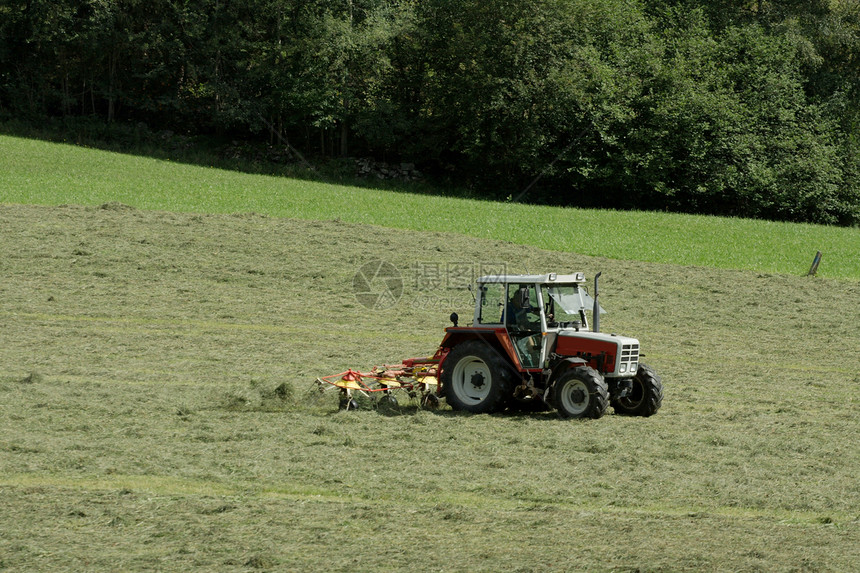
[{"xmin": 476, "ymin": 272, "xmax": 586, "ymax": 285}]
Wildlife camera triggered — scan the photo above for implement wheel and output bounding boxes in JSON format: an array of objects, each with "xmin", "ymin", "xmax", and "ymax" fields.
[
  {"xmin": 552, "ymin": 366, "xmax": 608, "ymax": 419},
  {"xmin": 611, "ymin": 364, "xmax": 663, "ymax": 417},
  {"xmin": 376, "ymin": 393, "xmax": 399, "ymax": 413},
  {"xmin": 441, "ymin": 341, "xmax": 513, "ymax": 414}
]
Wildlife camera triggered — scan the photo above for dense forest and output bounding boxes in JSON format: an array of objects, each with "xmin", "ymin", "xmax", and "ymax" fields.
[{"xmin": 1, "ymin": 0, "xmax": 859, "ymax": 225}]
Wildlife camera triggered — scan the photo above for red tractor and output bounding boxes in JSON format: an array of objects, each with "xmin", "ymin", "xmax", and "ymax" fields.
[{"xmin": 436, "ymin": 272, "xmax": 662, "ymax": 418}]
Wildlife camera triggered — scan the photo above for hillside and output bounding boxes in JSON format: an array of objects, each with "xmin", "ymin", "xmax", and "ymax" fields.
[
  {"xmin": 3, "ymin": 135, "xmax": 859, "ymax": 280},
  {"xmin": 1, "ymin": 203, "xmax": 858, "ymax": 571}
]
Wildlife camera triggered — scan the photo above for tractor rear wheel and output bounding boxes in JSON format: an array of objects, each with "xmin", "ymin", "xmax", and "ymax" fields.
[
  {"xmin": 551, "ymin": 366, "xmax": 608, "ymax": 419},
  {"xmin": 611, "ymin": 364, "xmax": 663, "ymax": 416},
  {"xmin": 441, "ymin": 341, "xmax": 513, "ymax": 414}
]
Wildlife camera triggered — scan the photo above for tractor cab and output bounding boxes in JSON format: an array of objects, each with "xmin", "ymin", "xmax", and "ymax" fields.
[{"xmin": 472, "ymin": 273, "xmax": 599, "ymax": 371}]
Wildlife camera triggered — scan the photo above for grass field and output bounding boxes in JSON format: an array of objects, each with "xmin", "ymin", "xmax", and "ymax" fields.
[
  {"xmin": 1, "ymin": 199, "xmax": 859, "ymax": 571},
  {"xmin": 2, "ymin": 134, "xmax": 859, "ymax": 280}
]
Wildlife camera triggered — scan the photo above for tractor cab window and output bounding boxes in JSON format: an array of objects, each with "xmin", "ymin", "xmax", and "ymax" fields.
[
  {"xmin": 505, "ymin": 283, "xmax": 542, "ymax": 368},
  {"xmin": 504, "ymin": 284, "xmax": 540, "ymax": 330},
  {"xmin": 477, "ymin": 283, "xmax": 505, "ymax": 324},
  {"xmin": 542, "ymin": 285, "xmax": 589, "ymax": 329}
]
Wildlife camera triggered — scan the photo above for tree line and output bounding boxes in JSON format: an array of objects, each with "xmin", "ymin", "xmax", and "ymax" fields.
[{"xmin": 1, "ymin": 0, "xmax": 858, "ymax": 225}]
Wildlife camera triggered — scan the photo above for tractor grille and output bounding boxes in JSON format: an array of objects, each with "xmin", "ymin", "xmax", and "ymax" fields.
[{"xmin": 621, "ymin": 343, "xmax": 639, "ymax": 365}]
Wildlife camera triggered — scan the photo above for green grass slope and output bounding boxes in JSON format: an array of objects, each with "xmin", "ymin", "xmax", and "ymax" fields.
[
  {"xmin": 2, "ymin": 134, "xmax": 858, "ymax": 279},
  {"xmin": 1, "ymin": 204, "xmax": 858, "ymax": 571}
]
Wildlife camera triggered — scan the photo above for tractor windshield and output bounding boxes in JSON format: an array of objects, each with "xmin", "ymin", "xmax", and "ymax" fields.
[
  {"xmin": 543, "ymin": 285, "xmax": 590, "ymax": 327},
  {"xmin": 547, "ymin": 285, "xmax": 586, "ymax": 311}
]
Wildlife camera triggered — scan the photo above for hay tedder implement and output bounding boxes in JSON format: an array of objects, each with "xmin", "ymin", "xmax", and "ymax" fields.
[
  {"xmin": 315, "ymin": 357, "xmax": 442, "ymax": 411},
  {"xmin": 317, "ymin": 271, "xmax": 663, "ymax": 419}
]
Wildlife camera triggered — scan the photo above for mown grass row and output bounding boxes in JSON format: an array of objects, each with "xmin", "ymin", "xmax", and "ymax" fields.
[{"xmin": 2, "ymin": 134, "xmax": 858, "ymax": 279}]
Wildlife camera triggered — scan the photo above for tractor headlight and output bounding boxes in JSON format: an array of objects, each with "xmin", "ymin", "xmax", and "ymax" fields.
[
  {"xmin": 619, "ymin": 363, "xmax": 627, "ymax": 373},
  {"xmin": 630, "ymin": 362, "xmax": 638, "ymax": 373}
]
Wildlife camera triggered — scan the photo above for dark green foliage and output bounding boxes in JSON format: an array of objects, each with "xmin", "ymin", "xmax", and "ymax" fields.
[{"xmin": 0, "ymin": 0, "xmax": 858, "ymax": 224}]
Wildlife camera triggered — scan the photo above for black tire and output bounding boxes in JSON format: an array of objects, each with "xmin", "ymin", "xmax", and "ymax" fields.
[
  {"xmin": 611, "ymin": 364, "xmax": 663, "ymax": 416},
  {"xmin": 551, "ymin": 366, "xmax": 608, "ymax": 419},
  {"xmin": 376, "ymin": 394, "xmax": 399, "ymax": 412},
  {"xmin": 440, "ymin": 340, "xmax": 514, "ymax": 414}
]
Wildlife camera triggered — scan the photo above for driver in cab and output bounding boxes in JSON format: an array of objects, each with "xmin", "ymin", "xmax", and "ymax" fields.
[{"xmin": 504, "ymin": 285, "xmax": 541, "ymax": 368}]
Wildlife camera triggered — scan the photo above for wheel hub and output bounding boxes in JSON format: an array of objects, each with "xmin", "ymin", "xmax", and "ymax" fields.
[
  {"xmin": 570, "ymin": 388, "xmax": 586, "ymax": 404},
  {"xmin": 470, "ymin": 372, "xmax": 485, "ymax": 388}
]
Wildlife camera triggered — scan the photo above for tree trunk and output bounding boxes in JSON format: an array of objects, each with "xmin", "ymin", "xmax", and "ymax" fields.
[{"xmin": 107, "ymin": 48, "xmax": 118, "ymax": 122}]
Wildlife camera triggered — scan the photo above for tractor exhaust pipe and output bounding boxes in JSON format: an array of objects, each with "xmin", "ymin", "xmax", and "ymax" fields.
[{"xmin": 592, "ymin": 272, "xmax": 601, "ymax": 333}]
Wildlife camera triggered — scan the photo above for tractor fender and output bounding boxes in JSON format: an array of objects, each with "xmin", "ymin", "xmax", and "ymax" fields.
[
  {"xmin": 547, "ymin": 356, "xmax": 589, "ymax": 385},
  {"xmin": 437, "ymin": 328, "xmax": 519, "ymax": 374}
]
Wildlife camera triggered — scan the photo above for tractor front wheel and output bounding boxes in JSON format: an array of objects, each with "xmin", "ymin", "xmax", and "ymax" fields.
[
  {"xmin": 551, "ymin": 366, "xmax": 608, "ymax": 419},
  {"xmin": 611, "ymin": 364, "xmax": 663, "ymax": 416},
  {"xmin": 441, "ymin": 341, "xmax": 513, "ymax": 414}
]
